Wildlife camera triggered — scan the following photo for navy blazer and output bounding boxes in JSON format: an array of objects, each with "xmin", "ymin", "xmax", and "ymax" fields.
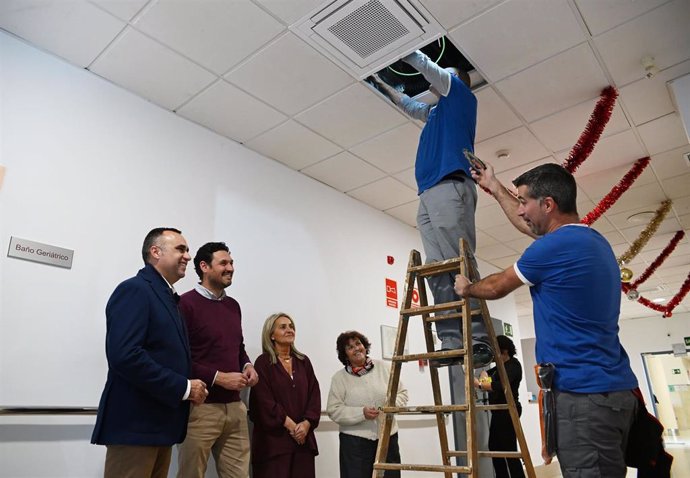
[{"xmin": 92, "ymin": 264, "xmax": 191, "ymax": 446}]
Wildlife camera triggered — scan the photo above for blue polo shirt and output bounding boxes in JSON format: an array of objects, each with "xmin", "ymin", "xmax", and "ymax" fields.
[
  {"xmin": 514, "ymin": 224, "xmax": 637, "ymax": 393},
  {"xmin": 415, "ymin": 75, "xmax": 477, "ymax": 194}
]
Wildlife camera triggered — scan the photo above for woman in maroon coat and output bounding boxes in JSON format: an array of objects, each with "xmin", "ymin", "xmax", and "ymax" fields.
[{"xmin": 249, "ymin": 312, "xmax": 321, "ymax": 478}]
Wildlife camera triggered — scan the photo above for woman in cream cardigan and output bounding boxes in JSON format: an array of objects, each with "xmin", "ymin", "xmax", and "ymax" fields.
[{"xmin": 326, "ymin": 330, "xmax": 408, "ymax": 478}]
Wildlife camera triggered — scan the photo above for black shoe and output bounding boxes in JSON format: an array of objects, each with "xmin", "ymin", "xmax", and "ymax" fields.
[{"xmin": 430, "ymin": 348, "xmax": 463, "ymax": 367}]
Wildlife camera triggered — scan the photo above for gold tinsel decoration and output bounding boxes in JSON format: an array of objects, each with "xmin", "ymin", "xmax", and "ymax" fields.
[{"xmin": 617, "ymin": 200, "xmax": 673, "ymax": 266}]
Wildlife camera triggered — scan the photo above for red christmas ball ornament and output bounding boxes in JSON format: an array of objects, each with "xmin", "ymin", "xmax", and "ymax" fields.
[{"xmin": 387, "ymin": 255, "xmax": 394, "ymax": 265}]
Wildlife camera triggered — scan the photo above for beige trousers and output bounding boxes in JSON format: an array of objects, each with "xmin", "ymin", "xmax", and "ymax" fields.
[
  {"xmin": 177, "ymin": 401, "xmax": 250, "ymax": 478},
  {"xmin": 104, "ymin": 445, "xmax": 171, "ymax": 478}
]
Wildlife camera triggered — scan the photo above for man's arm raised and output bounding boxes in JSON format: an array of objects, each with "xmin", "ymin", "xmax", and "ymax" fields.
[{"xmin": 471, "ymin": 161, "xmax": 537, "ymax": 238}]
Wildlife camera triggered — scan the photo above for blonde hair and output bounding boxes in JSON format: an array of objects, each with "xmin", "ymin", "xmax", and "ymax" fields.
[{"xmin": 261, "ymin": 312, "xmax": 306, "ymax": 364}]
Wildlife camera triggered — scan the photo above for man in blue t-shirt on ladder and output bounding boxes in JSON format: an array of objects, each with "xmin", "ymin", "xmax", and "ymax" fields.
[
  {"xmin": 454, "ymin": 162, "xmax": 638, "ymax": 477},
  {"xmin": 372, "ymin": 50, "xmax": 489, "ymax": 366}
]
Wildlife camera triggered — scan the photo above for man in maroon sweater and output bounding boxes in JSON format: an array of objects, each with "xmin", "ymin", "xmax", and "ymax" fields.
[{"xmin": 176, "ymin": 242, "xmax": 259, "ymax": 478}]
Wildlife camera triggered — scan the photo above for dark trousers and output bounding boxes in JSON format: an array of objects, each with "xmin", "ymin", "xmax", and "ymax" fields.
[
  {"xmin": 489, "ymin": 409, "xmax": 525, "ymax": 478},
  {"xmin": 555, "ymin": 390, "xmax": 637, "ymax": 478},
  {"xmin": 339, "ymin": 432, "xmax": 400, "ymax": 478},
  {"xmin": 251, "ymin": 450, "xmax": 315, "ymax": 478}
]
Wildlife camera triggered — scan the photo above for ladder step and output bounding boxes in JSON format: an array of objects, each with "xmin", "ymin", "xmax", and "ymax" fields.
[
  {"xmin": 408, "ymin": 257, "xmax": 463, "ymax": 277},
  {"xmin": 374, "ymin": 463, "xmax": 471, "ymax": 473},
  {"xmin": 381, "ymin": 404, "xmax": 469, "ymax": 414},
  {"xmin": 392, "ymin": 349, "xmax": 466, "ymax": 363},
  {"xmin": 401, "ymin": 300, "xmax": 465, "ymax": 317},
  {"xmin": 477, "ymin": 404, "xmax": 510, "ymax": 412},
  {"xmin": 424, "ymin": 309, "xmax": 483, "ymax": 323},
  {"xmin": 447, "ymin": 450, "xmax": 525, "ymax": 459}
]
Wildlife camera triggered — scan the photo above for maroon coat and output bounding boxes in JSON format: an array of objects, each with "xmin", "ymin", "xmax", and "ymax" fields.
[{"xmin": 248, "ymin": 353, "xmax": 321, "ymax": 464}]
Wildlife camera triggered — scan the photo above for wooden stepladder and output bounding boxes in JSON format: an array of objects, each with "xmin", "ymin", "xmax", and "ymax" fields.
[{"xmin": 373, "ymin": 239, "xmax": 535, "ymax": 478}]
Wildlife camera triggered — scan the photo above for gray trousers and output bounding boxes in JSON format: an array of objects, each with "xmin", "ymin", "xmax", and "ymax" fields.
[
  {"xmin": 555, "ymin": 390, "xmax": 638, "ymax": 478},
  {"xmin": 417, "ymin": 177, "xmax": 479, "ymax": 348}
]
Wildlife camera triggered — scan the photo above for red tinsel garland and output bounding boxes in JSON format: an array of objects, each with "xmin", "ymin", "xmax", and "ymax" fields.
[
  {"xmin": 629, "ymin": 231, "xmax": 685, "ymax": 289},
  {"xmin": 581, "ymin": 157, "xmax": 651, "ymax": 225},
  {"xmin": 563, "ymin": 86, "xmax": 618, "ymax": 174},
  {"xmin": 664, "ymin": 273, "xmax": 690, "ymax": 317}
]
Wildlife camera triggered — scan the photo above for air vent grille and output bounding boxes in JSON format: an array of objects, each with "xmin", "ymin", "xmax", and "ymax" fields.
[
  {"xmin": 292, "ymin": 0, "xmax": 445, "ymax": 79},
  {"xmin": 328, "ymin": 0, "xmax": 410, "ymax": 59}
]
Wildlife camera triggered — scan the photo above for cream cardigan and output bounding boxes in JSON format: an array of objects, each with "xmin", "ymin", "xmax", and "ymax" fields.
[{"xmin": 326, "ymin": 359, "xmax": 408, "ymax": 441}]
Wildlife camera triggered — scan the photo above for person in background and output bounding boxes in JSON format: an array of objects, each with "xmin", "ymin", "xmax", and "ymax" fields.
[
  {"xmin": 475, "ymin": 335, "xmax": 525, "ymax": 478},
  {"xmin": 176, "ymin": 242, "xmax": 258, "ymax": 478},
  {"xmin": 249, "ymin": 313, "xmax": 321, "ymax": 478},
  {"xmin": 91, "ymin": 227, "xmax": 208, "ymax": 478},
  {"xmin": 327, "ymin": 331, "xmax": 408, "ymax": 478}
]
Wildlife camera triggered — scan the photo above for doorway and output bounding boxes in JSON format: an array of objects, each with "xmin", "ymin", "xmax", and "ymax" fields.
[{"xmin": 642, "ymin": 351, "xmax": 690, "ymax": 442}]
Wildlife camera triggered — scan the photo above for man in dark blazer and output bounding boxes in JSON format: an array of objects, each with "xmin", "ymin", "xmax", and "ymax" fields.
[{"xmin": 92, "ymin": 227, "xmax": 208, "ymax": 478}]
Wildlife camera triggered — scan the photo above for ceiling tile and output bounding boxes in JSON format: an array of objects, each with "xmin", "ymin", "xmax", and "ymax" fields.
[
  {"xmin": 475, "ymin": 87, "xmax": 522, "ymax": 142},
  {"xmin": 483, "ymin": 223, "xmax": 528, "ymax": 243},
  {"xmin": 90, "ymin": 27, "xmax": 216, "ymax": 110},
  {"xmin": 295, "ymin": 84, "xmax": 407, "ymax": 148},
  {"xmin": 448, "ymin": 0, "xmax": 586, "ymax": 82},
  {"xmin": 252, "ymin": 0, "xmax": 324, "ymax": 25},
  {"xmin": 301, "ymin": 151, "xmax": 386, "ymax": 193},
  {"xmin": 495, "ymin": 43, "xmax": 608, "ymax": 122},
  {"xmin": 556, "ymin": 129, "xmax": 646, "ymax": 177},
  {"xmin": 393, "ymin": 167, "xmax": 417, "ymax": 191},
  {"xmin": 605, "ymin": 182, "xmax": 668, "ymax": 216},
  {"xmin": 673, "ymin": 195, "xmax": 690, "ymax": 216},
  {"xmin": 476, "ymin": 230, "xmax": 499, "ymax": 248},
  {"xmin": 475, "ymin": 127, "xmax": 551, "ymax": 173},
  {"xmin": 590, "ymin": 217, "xmax": 616, "ymax": 234},
  {"xmin": 619, "ymin": 218, "xmax": 683, "ymax": 244},
  {"xmin": 577, "ymin": 161, "xmax": 657, "ymax": 201},
  {"xmin": 225, "ymin": 32, "xmax": 353, "ymax": 115},
  {"xmin": 650, "ymin": 145, "xmax": 690, "ymax": 180},
  {"xmin": 0, "ymin": 0, "xmax": 125, "ymax": 67},
  {"xmin": 347, "ymin": 177, "xmax": 417, "ymax": 211},
  {"xmin": 177, "ymin": 80, "xmax": 286, "ymax": 143},
  {"xmin": 476, "ymin": 242, "xmax": 517, "ymax": 261},
  {"xmin": 476, "ymin": 203, "xmax": 510, "ymax": 230},
  {"xmin": 92, "ymin": 0, "xmax": 148, "ymax": 21},
  {"xmin": 661, "ymin": 173, "xmax": 690, "ymax": 200},
  {"xmin": 593, "ymin": 0, "xmax": 690, "ymax": 86},
  {"xmin": 678, "ymin": 213, "xmax": 690, "ymax": 229},
  {"xmin": 530, "ymin": 99, "xmax": 630, "ymax": 153},
  {"xmin": 386, "ymin": 200, "xmax": 419, "ymax": 228},
  {"xmin": 637, "ymin": 113, "xmax": 689, "ymax": 156},
  {"xmin": 619, "ymin": 60, "xmax": 690, "ymax": 126},
  {"xmin": 505, "ymin": 236, "xmax": 535, "ymax": 255},
  {"xmin": 244, "ymin": 120, "xmax": 341, "ymax": 170},
  {"xmin": 419, "ymin": 0, "xmax": 503, "ymax": 30},
  {"xmin": 495, "ymin": 157, "xmax": 559, "ymax": 185},
  {"xmin": 574, "ymin": 0, "xmax": 669, "ymax": 36},
  {"xmin": 133, "ymin": 0, "xmax": 285, "ymax": 74},
  {"xmin": 350, "ymin": 123, "xmax": 420, "ymax": 174}
]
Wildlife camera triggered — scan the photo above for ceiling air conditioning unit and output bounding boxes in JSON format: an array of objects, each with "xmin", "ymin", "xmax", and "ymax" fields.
[{"xmin": 291, "ymin": 0, "xmax": 444, "ymax": 80}]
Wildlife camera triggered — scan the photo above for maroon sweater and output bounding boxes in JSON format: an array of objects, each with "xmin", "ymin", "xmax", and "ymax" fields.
[{"xmin": 179, "ymin": 289, "xmax": 251, "ymax": 403}]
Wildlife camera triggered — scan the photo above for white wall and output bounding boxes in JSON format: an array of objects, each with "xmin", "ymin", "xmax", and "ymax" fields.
[{"xmin": 0, "ymin": 32, "xmax": 525, "ymax": 477}]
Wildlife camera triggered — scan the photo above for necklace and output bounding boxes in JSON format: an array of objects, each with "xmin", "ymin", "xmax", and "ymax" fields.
[{"xmin": 279, "ymin": 355, "xmax": 291, "ymax": 362}]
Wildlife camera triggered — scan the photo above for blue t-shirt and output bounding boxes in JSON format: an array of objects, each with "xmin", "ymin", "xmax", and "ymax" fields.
[
  {"xmin": 514, "ymin": 224, "xmax": 637, "ymax": 393},
  {"xmin": 415, "ymin": 75, "xmax": 477, "ymax": 194}
]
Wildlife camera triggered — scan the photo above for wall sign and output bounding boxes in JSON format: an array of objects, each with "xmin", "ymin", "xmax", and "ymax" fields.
[
  {"xmin": 385, "ymin": 278, "xmax": 398, "ymax": 308},
  {"xmin": 503, "ymin": 323, "xmax": 513, "ymax": 337},
  {"xmin": 685, "ymin": 336, "xmax": 690, "ymax": 347},
  {"xmin": 8, "ymin": 236, "xmax": 74, "ymax": 269}
]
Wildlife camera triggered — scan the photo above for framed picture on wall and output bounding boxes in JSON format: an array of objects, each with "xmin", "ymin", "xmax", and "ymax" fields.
[{"xmin": 380, "ymin": 325, "xmax": 410, "ymax": 360}]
